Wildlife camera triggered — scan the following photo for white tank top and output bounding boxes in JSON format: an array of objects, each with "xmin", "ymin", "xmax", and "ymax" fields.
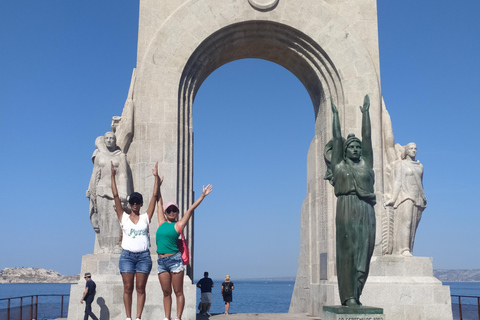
[{"xmin": 120, "ymin": 212, "xmax": 150, "ymax": 252}]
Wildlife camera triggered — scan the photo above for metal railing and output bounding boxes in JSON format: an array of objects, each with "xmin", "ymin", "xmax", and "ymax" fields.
[
  {"xmin": 0, "ymin": 294, "xmax": 69, "ymax": 320},
  {"xmin": 452, "ymin": 295, "xmax": 480, "ymax": 320}
]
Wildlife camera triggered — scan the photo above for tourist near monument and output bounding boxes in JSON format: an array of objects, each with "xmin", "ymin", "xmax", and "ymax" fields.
[
  {"xmin": 80, "ymin": 273, "xmax": 98, "ymax": 320},
  {"xmin": 196, "ymin": 271, "xmax": 214, "ymax": 316},
  {"xmin": 111, "ymin": 162, "xmax": 161, "ymax": 320}
]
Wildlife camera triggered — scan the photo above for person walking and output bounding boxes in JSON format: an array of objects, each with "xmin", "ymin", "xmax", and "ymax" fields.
[
  {"xmin": 81, "ymin": 273, "xmax": 99, "ymax": 320},
  {"xmin": 156, "ymin": 183, "xmax": 213, "ymax": 320},
  {"xmin": 197, "ymin": 271, "xmax": 214, "ymax": 316},
  {"xmin": 111, "ymin": 162, "xmax": 161, "ymax": 320},
  {"xmin": 221, "ymin": 275, "xmax": 234, "ymax": 315}
]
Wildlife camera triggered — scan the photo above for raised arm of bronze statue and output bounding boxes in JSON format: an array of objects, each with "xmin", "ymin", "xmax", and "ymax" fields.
[
  {"xmin": 360, "ymin": 94, "xmax": 373, "ymax": 168},
  {"xmin": 330, "ymin": 97, "xmax": 343, "ymax": 169}
]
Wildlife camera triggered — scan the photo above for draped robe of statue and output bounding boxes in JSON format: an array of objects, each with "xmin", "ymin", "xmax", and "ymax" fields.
[
  {"xmin": 87, "ymin": 133, "xmax": 133, "ymax": 253},
  {"xmin": 382, "ymin": 104, "xmax": 427, "ymax": 256},
  {"xmin": 388, "ymin": 147, "xmax": 426, "ymax": 256}
]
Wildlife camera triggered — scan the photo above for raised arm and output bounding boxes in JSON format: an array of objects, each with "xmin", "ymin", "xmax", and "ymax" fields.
[
  {"xmin": 359, "ymin": 94, "xmax": 373, "ymax": 168},
  {"xmin": 330, "ymin": 97, "xmax": 344, "ymax": 168},
  {"xmin": 111, "ymin": 162, "xmax": 124, "ymax": 221},
  {"xmin": 177, "ymin": 184, "xmax": 213, "ymax": 231},
  {"xmin": 146, "ymin": 162, "xmax": 162, "ymax": 223},
  {"xmin": 157, "ymin": 176, "xmax": 166, "ymax": 226}
]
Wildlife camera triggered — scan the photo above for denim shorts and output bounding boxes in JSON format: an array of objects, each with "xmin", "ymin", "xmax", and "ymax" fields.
[
  {"xmin": 119, "ymin": 249, "xmax": 152, "ymax": 274},
  {"xmin": 157, "ymin": 251, "xmax": 184, "ymax": 274}
]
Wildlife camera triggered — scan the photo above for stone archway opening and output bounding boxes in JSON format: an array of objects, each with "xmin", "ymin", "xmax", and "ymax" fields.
[
  {"xmin": 191, "ymin": 58, "xmax": 313, "ymax": 287},
  {"xmin": 177, "ymin": 21, "xmax": 343, "ymax": 281}
]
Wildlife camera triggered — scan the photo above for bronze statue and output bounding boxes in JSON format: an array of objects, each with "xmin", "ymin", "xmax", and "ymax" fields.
[{"xmin": 325, "ymin": 95, "xmax": 376, "ymax": 307}]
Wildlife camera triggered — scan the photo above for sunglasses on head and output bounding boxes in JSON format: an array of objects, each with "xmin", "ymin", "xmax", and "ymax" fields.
[{"xmin": 166, "ymin": 207, "xmax": 178, "ymax": 214}]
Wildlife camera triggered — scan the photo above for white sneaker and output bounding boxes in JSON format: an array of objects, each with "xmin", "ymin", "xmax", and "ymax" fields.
[{"xmin": 206, "ymin": 311, "xmax": 211, "ymax": 316}]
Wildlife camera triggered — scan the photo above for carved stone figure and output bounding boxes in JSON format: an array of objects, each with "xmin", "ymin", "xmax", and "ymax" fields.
[
  {"xmin": 87, "ymin": 132, "xmax": 133, "ymax": 253},
  {"xmin": 382, "ymin": 104, "xmax": 426, "ymax": 256},
  {"xmin": 324, "ymin": 95, "xmax": 376, "ymax": 307},
  {"xmin": 384, "ymin": 143, "xmax": 426, "ymax": 256}
]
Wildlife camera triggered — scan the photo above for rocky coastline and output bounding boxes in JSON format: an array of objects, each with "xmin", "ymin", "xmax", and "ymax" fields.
[{"xmin": 0, "ymin": 267, "xmax": 79, "ymax": 283}]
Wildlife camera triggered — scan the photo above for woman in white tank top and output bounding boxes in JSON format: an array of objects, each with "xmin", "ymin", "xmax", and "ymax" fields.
[{"xmin": 111, "ymin": 162, "xmax": 162, "ymax": 320}]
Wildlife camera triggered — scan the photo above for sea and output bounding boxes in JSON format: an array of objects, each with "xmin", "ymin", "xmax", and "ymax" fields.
[{"xmin": 0, "ymin": 281, "xmax": 478, "ymax": 319}]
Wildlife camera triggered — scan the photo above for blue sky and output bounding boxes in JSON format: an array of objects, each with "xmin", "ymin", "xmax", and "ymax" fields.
[{"xmin": 0, "ymin": 1, "xmax": 479, "ymax": 281}]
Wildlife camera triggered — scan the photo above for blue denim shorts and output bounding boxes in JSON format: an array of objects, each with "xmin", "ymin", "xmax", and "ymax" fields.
[
  {"xmin": 157, "ymin": 251, "xmax": 184, "ymax": 274},
  {"xmin": 119, "ymin": 249, "xmax": 152, "ymax": 274}
]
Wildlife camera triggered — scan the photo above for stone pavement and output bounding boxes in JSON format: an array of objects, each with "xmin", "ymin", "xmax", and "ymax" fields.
[{"xmin": 197, "ymin": 313, "xmax": 321, "ymax": 320}]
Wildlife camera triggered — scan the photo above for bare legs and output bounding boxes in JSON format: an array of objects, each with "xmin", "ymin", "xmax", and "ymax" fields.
[
  {"xmin": 121, "ymin": 272, "xmax": 149, "ymax": 319},
  {"xmin": 158, "ymin": 271, "xmax": 185, "ymax": 320},
  {"xmin": 225, "ymin": 301, "xmax": 230, "ymax": 315}
]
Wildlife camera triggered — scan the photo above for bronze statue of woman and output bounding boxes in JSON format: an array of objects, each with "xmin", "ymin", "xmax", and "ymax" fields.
[{"xmin": 328, "ymin": 95, "xmax": 376, "ymax": 307}]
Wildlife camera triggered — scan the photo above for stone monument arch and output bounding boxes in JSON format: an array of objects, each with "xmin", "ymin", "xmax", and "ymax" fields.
[
  {"xmin": 129, "ymin": 0, "xmax": 384, "ymax": 283},
  {"xmin": 68, "ymin": 1, "xmax": 452, "ymax": 320}
]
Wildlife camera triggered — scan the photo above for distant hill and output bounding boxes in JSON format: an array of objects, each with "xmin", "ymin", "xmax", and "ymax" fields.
[
  {"xmin": 434, "ymin": 269, "xmax": 480, "ymax": 282},
  {"xmin": 2, "ymin": 267, "xmax": 479, "ymax": 283},
  {"xmin": 0, "ymin": 267, "xmax": 79, "ymax": 283}
]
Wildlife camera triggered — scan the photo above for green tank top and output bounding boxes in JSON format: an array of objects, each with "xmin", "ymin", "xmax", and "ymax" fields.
[{"xmin": 156, "ymin": 222, "xmax": 180, "ymax": 254}]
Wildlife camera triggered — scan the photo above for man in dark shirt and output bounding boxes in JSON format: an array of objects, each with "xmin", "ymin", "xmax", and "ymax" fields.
[
  {"xmin": 197, "ymin": 271, "xmax": 214, "ymax": 316},
  {"xmin": 80, "ymin": 273, "xmax": 98, "ymax": 320}
]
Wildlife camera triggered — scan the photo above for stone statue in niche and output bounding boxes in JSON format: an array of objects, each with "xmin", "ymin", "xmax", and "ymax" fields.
[
  {"xmin": 86, "ymin": 69, "xmax": 136, "ymax": 253},
  {"xmin": 87, "ymin": 132, "xmax": 133, "ymax": 253},
  {"xmin": 383, "ymin": 104, "xmax": 426, "ymax": 256},
  {"xmin": 324, "ymin": 95, "xmax": 376, "ymax": 307}
]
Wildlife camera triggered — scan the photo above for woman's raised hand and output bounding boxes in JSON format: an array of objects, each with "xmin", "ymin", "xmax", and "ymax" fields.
[
  {"xmin": 152, "ymin": 162, "xmax": 164, "ymax": 186},
  {"xmin": 359, "ymin": 94, "xmax": 370, "ymax": 113},
  {"xmin": 330, "ymin": 97, "xmax": 338, "ymax": 114},
  {"xmin": 202, "ymin": 184, "xmax": 213, "ymax": 197},
  {"xmin": 152, "ymin": 162, "xmax": 159, "ymax": 177}
]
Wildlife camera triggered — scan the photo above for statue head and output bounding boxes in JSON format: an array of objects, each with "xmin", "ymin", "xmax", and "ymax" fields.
[
  {"xmin": 402, "ymin": 142, "xmax": 417, "ymax": 160},
  {"xmin": 344, "ymin": 134, "xmax": 362, "ymax": 162},
  {"xmin": 104, "ymin": 132, "xmax": 117, "ymax": 151}
]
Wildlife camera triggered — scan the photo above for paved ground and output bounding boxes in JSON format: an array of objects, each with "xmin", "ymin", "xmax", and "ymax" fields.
[{"xmin": 197, "ymin": 313, "xmax": 321, "ymax": 320}]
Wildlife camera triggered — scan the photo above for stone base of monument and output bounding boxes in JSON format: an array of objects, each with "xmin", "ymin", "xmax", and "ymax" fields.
[
  {"xmin": 293, "ymin": 256, "xmax": 452, "ymax": 320},
  {"xmin": 67, "ymin": 253, "xmax": 196, "ymax": 320},
  {"xmin": 362, "ymin": 256, "xmax": 453, "ymax": 320},
  {"xmin": 323, "ymin": 305, "xmax": 384, "ymax": 320}
]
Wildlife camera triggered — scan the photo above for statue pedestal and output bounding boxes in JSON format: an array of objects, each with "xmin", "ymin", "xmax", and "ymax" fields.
[
  {"xmin": 323, "ymin": 305, "xmax": 384, "ymax": 320},
  {"xmin": 292, "ymin": 256, "xmax": 452, "ymax": 320},
  {"xmin": 67, "ymin": 253, "xmax": 196, "ymax": 320},
  {"xmin": 361, "ymin": 256, "xmax": 452, "ymax": 320}
]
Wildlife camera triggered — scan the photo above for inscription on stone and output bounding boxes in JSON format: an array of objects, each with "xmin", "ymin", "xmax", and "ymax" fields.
[{"xmin": 336, "ymin": 317, "xmax": 384, "ymax": 320}]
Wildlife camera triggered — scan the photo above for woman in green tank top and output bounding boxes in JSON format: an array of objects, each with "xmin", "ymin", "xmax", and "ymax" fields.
[{"xmin": 156, "ymin": 182, "xmax": 213, "ymax": 320}]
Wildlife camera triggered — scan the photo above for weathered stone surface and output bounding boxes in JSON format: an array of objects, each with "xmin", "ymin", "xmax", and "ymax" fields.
[{"xmin": 86, "ymin": 132, "xmax": 133, "ymax": 254}]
